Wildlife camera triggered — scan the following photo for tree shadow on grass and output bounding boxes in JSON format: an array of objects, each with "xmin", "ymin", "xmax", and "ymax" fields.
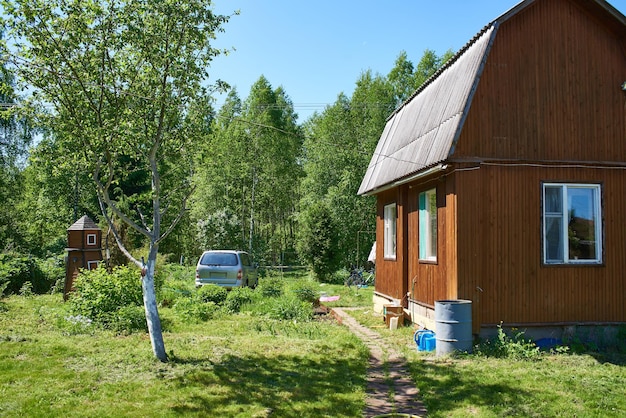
[
  {"xmin": 407, "ymin": 360, "xmax": 541, "ymax": 416},
  {"xmin": 168, "ymin": 353, "xmax": 365, "ymax": 417}
]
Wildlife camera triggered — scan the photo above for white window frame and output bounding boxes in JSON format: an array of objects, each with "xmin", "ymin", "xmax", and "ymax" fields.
[
  {"xmin": 383, "ymin": 203, "xmax": 397, "ymax": 259},
  {"xmin": 87, "ymin": 260, "xmax": 100, "ymax": 270},
  {"xmin": 542, "ymin": 183, "xmax": 602, "ymax": 265},
  {"xmin": 419, "ymin": 188, "xmax": 437, "ymax": 262},
  {"xmin": 87, "ymin": 233, "xmax": 97, "ymax": 246}
]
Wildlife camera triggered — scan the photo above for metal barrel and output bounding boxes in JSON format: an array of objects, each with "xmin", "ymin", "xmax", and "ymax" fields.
[{"xmin": 435, "ymin": 299, "xmax": 473, "ymax": 356}]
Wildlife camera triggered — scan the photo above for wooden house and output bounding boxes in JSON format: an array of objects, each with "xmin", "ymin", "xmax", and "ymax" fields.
[
  {"xmin": 358, "ymin": 0, "xmax": 626, "ymax": 337},
  {"xmin": 64, "ymin": 215, "xmax": 102, "ymax": 300}
]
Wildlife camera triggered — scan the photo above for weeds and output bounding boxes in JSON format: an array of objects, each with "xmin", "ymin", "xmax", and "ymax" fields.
[{"xmin": 474, "ymin": 323, "xmax": 541, "ymax": 361}]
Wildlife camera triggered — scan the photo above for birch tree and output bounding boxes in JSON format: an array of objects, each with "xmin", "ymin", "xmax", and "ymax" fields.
[{"xmin": 1, "ymin": 0, "xmax": 231, "ymax": 362}]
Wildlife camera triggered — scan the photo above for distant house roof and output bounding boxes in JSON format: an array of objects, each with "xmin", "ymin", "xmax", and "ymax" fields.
[
  {"xmin": 357, "ymin": 0, "xmax": 626, "ymax": 196},
  {"xmin": 67, "ymin": 215, "xmax": 101, "ymax": 231}
]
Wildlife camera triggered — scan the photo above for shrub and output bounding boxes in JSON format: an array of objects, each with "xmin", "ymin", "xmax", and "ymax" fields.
[
  {"xmin": 19, "ymin": 281, "xmax": 33, "ymax": 297},
  {"xmin": 257, "ymin": 276, "xmax": 284, "ymax": 298},
  {"xmin": 109, "ymin": 306, "xmax": 148, "ymax": 334},
  {"xmin": 173, "ymin": 298, "xmax": 216, "ymax": 323},
  {"xmin": 158, "ymin": 285, "xmax": 192, "ymax": 308},
  {"xmin": 36, "ymin": 256, "xmax": 65, "ymax": 294},
  {"xmin": 0, "ymin": 252, "xmax": 56, "ymax": 295},
  {"xmin": 196, "ymin": 284, "xmax": 228, "ymax": 305},
  {"xmin": 268, "ymin": 296, "xmax": 313, "ymax": 322},
  {"xmin": 291, "ymin": 281, "xmax": 318, "ymax": 305},
  {"xmin": 224, "ymin": 287, "xmax": 256, "ymax": 313},
  {"xmin": 296, "ymin": 201, "xmax": 341, "ymax": 281},
  {"xmin": 328, "ymin": 268, "xmax": 349, "ymax": 285},
  {"xmin": 68, "ymin": 265, "xmax": 144, "ymax": 330}
]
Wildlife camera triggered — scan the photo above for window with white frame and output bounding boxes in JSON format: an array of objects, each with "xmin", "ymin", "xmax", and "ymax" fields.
[
  {"xmin": 543, "ymin": 183, "xmax": 602, "ymax": 264},
  {"xmin": 87, "ymin": 233, "xmax": 97, "ymax": 246},
  {"xmin": 384, "ymin": 203, "xmax": 397, "ymax": 259},
  {"xmin": 87, "ymin": 260, "xmax": 100, "ymax": 270},
  {"xmin": 419, "ymin": 188, "xmax": 437, "ymax": 261}
]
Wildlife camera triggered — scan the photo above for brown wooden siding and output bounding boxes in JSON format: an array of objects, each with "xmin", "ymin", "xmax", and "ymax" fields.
[
  {"xmin": 406, "ymin": 175, "xmax": 458, "ymax": 307},
  {"xmin": 454, "ymin": 0, "xmax": 626, "ymax": 164},
  {"xmin": 456, "ymin": 164, "xmax": 626, "ymax": 325},
  {"xmin": 375, "ymin": 189, "xmax": 407, "ymax": 301}
]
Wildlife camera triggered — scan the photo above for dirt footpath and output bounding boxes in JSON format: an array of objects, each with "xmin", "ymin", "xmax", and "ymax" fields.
[{"xmin": 331, "ymin": 308, "xmax": 427, "ymax": 417}]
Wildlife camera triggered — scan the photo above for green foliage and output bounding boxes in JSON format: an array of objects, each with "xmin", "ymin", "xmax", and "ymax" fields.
[
  {"xmin": 196, "ymin": 284, "xmax": 228, "ymax": 305},
  {"xmin": 173, "ymin": 298, "xmax": 217, "ymax": 323},
  {"xmin": 68, "ymin": 266, "xmax": 144, "ymax": 332},
  {"xmin": 290, "ymin": 281, "xmax": 319, "ymax": 305},
  {"xmin": 296, "ymin": 201, "xmax": 341, "ymax": 280},
  {"xmin": 0, "ymin": 251, "xmax": 57, "ymax": 295},
  {"xmin": 256, "ymin": 275, "xmax": 284, "ymax": 298},
  {"xmin": 475, "ymin": 324, "xmax": 542, "ymax": 361},
  {"xmin": 18, "ymin": 281, "xmax": 33, "ymax": 297},
  {"xmin": 224, "ymin": 286, "xmax": 256, "ymax": 313},
  {"xmin": 110, "ymin": 306, "xmax": 147, "ymax": 334},
  {"xmin": 192, "ymin": 76, "xmax": 303, "ymax": 264},
  {"xmin": 268, "ymin": 296, "xmax": 313, "ymax": 322},
  {"xmin": 157, "ymin": 264, "xmax": 194, "ymax": 307}
]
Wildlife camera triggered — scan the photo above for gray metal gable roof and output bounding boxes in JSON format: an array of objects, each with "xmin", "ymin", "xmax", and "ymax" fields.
[
  {"xmin": 358, "ymin": 25, "xmax": 496, "ymax": 196},
  {"xmin": 358, "ymin": 0, "xmax": 626, "ymax": 196}
]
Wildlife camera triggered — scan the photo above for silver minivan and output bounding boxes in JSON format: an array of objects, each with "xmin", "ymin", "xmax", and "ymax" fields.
[{"xmin": 195, "ymin": 250, "xmax": 258, "ymax": 289}]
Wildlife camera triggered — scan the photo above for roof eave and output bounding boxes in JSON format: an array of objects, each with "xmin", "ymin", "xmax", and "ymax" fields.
[{"xmin": 359, "ymin": 164, "xmax": 448, "ymax": 197}]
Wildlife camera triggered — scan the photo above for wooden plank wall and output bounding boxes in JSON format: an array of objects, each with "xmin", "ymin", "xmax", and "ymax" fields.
[
  {"xmin": 375, "ymin": 189, "xmax": 407, "ymax": 300},
  {"xmin": 449, "ymin": 0, "xmax": 626, "ymax": 326},
  {"xmin": 456, "ymin": 164, "xmax": 626, "ymax": 325},
  {"xmin": 454, "ymin": 0, "xmax": 626, "ymax": 163},
  {"xmin": 406, "ymin": 175, "xmax": 458, "ymax": 307}
]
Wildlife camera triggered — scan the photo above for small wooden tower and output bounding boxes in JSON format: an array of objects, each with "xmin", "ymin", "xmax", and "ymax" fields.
[{"xmin": 64, "ymin": 215, "xmax": 103, "ymax": 300}]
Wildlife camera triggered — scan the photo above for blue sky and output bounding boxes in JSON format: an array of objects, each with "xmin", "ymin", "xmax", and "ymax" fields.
[{"xmin": 209, "ymin": 0, "xmax": 626, "ymax": 122}]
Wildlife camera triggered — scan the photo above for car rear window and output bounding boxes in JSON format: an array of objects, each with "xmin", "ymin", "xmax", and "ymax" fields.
[
  {"xmin": 240, "ymin": 253, "xmax": 251, "ymax": 266},
  {"xmin": 200, "ymin": 252, "xmax": 238, "ymax": 266}
]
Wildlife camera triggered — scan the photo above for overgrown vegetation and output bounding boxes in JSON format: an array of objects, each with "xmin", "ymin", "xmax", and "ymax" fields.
[
  {"xmin": 67, "ymin": 266, "xmax": 146, "ymax": 333},
  {"xmin": 0, "ymin": 252, "xmax": 64, "ymax": 295}
]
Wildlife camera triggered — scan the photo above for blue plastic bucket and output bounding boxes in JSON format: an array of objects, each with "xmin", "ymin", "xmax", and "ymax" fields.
[{"xmin": 414, "ymin": 329, "xmax": 436, "ymax": 352}]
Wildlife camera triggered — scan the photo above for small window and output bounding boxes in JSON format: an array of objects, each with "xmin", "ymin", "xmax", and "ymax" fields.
[
  {"xmin": 87, "ymin": 233, "xmax": 97, "ymax": 246},
  {"xmin": 543, "ymin": 183, "xmax": 602, "ymax": 264},
  {"xmin": 384, "ymin": 203, "xmax": 397, "ymax": 259},
  {"xmin": 419, "ymin": 189, "xmax": 437, "ymax": 261},
  {"xmin": 87, "ymin": 260, "xmax": 100, "ymax": 270}
]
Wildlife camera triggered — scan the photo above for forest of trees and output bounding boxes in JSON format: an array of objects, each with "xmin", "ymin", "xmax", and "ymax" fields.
[{"xmin": 0, "ymin": 1, "xmax": 453, "ymax": 281}]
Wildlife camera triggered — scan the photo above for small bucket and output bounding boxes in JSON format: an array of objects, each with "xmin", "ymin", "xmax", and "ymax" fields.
[{"xmin": 414, "ymin": 329, "xmax": 436, "ymax": 352}]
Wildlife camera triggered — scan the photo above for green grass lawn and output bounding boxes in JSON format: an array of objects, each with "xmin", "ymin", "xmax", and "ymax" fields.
[
  {"xmin": 1, "ymin": 271, "xmax": 625, "ymax": 417},
  {"xmin": 0, "ymin": 293, "xmax": 369, "ymax": 417},
  {"xmin": 350, "ymin": 308, "xmax": 626, "ymax": 418}
]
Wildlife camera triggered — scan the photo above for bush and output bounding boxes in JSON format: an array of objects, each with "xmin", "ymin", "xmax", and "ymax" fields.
[
  {"xmin": 196, "ymin": 284, "xmax": 228, "ymax": 305},
  {"xmin": 224, "ymin": 287, "xmax": 256, "ymax": 313},
  {"xmin": 0, "ymin": 252, "xmax": 57, "ymax": 295},
  {"xmin": 109, "ymin": 305, "xmax": 148, "ymax": 334},
  {"xmin": 36, "ymin": 256, "xmax": 65, "ymax": 294},
  {"xmin": 291, "ymin": 281, "xmax": 318, "ymax": 305},
  {"xmin": 158, "ymin": 284, "xmax": 192, "ymax": 308},
  {"xmin": 268, "ymin": 296, "xmax": 313, "ymax": 322},
  {"xmin": 329, "ymin": 268, "xmax": 350, "ymax": 285},
  {"xmin": 257, "ymin": 276, "xmax": 284, "ymax": 298},
  {"xmin": 68, "ymin": 265, "xmax": 144, "ymax": 330},
  {"xmin": 173, "ymin": 298, "xmax": 216, "ymax": 323},
  {"xmin": 296, "ymin": 201, "xmax": 342, "ymax": 281}
]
